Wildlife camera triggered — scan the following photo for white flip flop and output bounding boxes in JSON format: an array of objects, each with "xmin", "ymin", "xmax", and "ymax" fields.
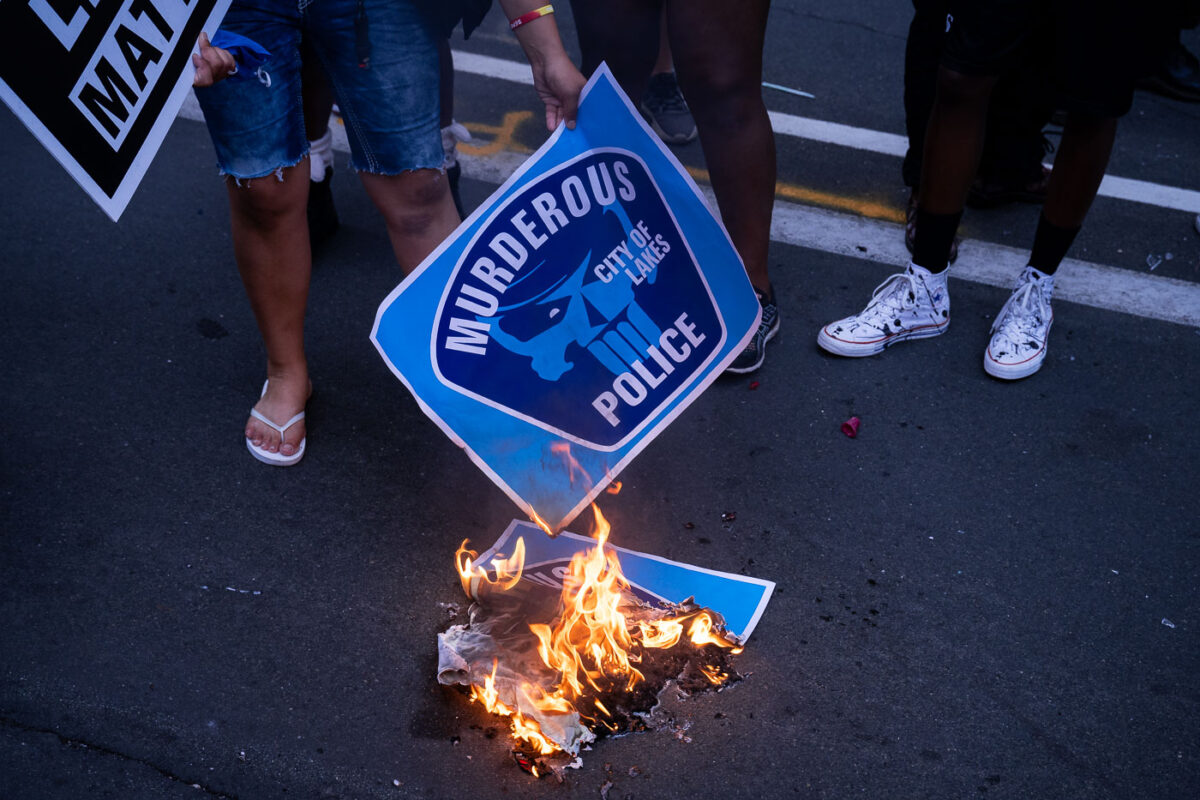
[{"xmin": 245, "ymin": 381, "xmax": 306, "ymax": 467}]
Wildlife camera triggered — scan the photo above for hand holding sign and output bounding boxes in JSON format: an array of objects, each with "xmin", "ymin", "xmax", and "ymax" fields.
[
  {"xmin": 372, "ymin": 65, "xmax": 762, "ymax": 532},
  {"xmin": 191, "ymin": 32, "xmax": 235, "ymax": 87},
  {"xmin": 498, "ymin": 0, "xmax": 586, "ymax": 131}
]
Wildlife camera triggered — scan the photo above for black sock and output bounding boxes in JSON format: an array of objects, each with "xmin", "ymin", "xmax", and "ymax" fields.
[
  {"xmin": 912, "ymin": 208, "xmax": 962, "ymax": 273},
  {"xmin": 1028, "ymin": 213, "xmax": 1080, "ymax": 275}
]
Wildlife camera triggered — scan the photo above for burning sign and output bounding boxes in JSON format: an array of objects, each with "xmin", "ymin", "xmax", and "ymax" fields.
[
  {"xmin": 469, "ymin": 518, "xmax": 774, "ymax": 642},
  {"xmin": 371, "ymin": 64, "xmax": 761, "ymax": 533},
  {"xmin": 438, "ymin": 507, "xmax": 770, "ymax": 772}
]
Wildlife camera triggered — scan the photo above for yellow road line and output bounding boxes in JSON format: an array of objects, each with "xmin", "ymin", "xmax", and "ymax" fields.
[
  {"xmin": 459, "ymin": 111, "xmax": 905, "ymax": 225},
  {"xmin": 459, "ymin": 111, "xmax": 533, "ymax": 157},
  {"xmin": 684, "ymin": 166, "xmax": 905, "ymax": 225}
]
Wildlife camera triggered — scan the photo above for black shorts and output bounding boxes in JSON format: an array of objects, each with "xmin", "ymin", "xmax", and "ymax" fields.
[{"xmin": 941, "ymin": 0, "xmax": 1156, "ymax": 118}]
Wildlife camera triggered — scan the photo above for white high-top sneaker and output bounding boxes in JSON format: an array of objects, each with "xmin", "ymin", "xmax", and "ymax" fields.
[
  {"xmin": 308, "ymin": 129, "xmax": 333, "ymax": 182},
  {"xmin": 817, "ymin": 262, "xmax": 950, "ymax": 356},
  {"xmin": 441, "ymin": 120, "xmax": 471, "ymax": 171},
  {"xmin": 984, "ymin": 266, "xmax": 1055, "ymax": 380}
]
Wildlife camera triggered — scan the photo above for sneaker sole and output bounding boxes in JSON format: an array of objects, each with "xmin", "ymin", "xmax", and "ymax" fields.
[
  {"xmin": 649, "ymin": 120, "xmax": 698, "ymax": 145},
  {"xmin": 724, "ymin": 321, "xmax": 781, "ymax": 375},
  {"xmin": 817, "ymin": 320, "xmax": 947, "ymax": 357},
  {"xmin": 983, "ymin": 348, "xmax": 1046, "ymax": 380},
  {"xmin": 639, "ymin": 104, "xmax": 698, "ymax": 144}
]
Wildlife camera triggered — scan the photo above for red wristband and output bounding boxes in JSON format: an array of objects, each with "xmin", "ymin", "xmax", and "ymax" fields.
[{"xmin": 509, "ymin": 4, "xmax": 554, "ymax": 31}]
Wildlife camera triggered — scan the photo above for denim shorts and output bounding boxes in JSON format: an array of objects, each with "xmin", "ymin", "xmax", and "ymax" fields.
[{"xmin": 195, "ymin": 0, "xmax": 443, "ymax": 178}]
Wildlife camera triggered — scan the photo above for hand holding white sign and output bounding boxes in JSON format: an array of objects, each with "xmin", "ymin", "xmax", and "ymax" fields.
[
  {"xmin": 191, "ymin": 32, "xmax": 235, "ymax": 88},
  {"xmin": 0, "ymin": 0, "xmax": 233, "ymax": 219}
]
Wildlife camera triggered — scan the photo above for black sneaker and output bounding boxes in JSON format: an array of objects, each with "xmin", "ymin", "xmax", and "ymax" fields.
[
  {"xmin": 307, "ymin": 166, "xmax": 340, "ymax": 248},
  {"xmin": 726, "ymin": 287, "xmax": 779, "ymax": 374},
  {"xmin": 640, "ymin": 72, "xmax": 698, "ymax": 145}
]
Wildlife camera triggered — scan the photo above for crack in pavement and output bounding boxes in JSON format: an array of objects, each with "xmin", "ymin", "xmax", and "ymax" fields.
[
  {"xmin": 773, "ymin": 5, "xmax": 905, "ymax": 42},
  {"xmin": 0, "ymin": 714, "xmax": 237, "ymax": 799}
]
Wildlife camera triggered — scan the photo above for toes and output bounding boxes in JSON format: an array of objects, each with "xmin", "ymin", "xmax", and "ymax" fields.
[
  {"xmin": 280, "ymin": 422, "xmax": 305, "ymax": 456},
  {"xmin": 246, "ymin": 418, "xmax": 280, "ymax": 452},
  {"xmin": 247, "ymin": 379, "xmax": 308, "ymax": 459}
]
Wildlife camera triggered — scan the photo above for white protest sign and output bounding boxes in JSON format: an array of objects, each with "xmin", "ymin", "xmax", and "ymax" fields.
[{"xmin": 0, "ymin": 0, "xmax": 231, "ymax": 220}]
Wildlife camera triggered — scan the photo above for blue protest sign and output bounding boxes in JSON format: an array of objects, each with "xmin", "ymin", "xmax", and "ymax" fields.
[
  {"xmin": 371, "ymin": 64, "xmax": 761, "ymax": 532},
  {"xmin": 472, "ymin": 520, "xmax": 775, "ymax": 644}
]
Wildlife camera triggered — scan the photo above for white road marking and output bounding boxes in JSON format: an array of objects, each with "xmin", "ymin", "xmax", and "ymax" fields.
[
  {"xmin": 768, "ymin": 199, "xmax": 1200, "ymax": 327},
  {"xmin": 767, "ymin": 109, "xmax": 907, "ymax": 157},
  {"xmin": 453, "ymin": 51, "xmax": 1200, "ymax": 215},
  {"xmin": 175, "ymin": 56, "xmax": 1200, "ymax": 327}
]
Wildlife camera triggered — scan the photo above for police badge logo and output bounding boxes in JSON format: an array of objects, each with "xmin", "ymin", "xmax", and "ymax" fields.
[{"xmin": 432, "ymin": 149, "xmax": 724, "ymax": 451}]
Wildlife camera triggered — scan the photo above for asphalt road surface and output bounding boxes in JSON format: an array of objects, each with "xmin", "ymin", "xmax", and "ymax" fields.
[{"xmin": 2, "ymin": 3, "xmax": 1198, "ymax": 799}]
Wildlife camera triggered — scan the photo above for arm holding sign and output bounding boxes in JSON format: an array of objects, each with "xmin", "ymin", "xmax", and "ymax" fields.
[
  {"xmin": 499, "ymin": 2, "xmax": 587, "ymax": 131},
  {"xmin": 191, "ymin": 0, "xmax": 581, "ymax": 468},
  {"xmin": 191, "ymin": 32, "xmax": 236, "ymax": 88}
]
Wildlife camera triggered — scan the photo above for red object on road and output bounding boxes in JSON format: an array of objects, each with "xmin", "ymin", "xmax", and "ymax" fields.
[{"xmin": 841, "ymin": 417, "xmax": 860, "ymax": 438}]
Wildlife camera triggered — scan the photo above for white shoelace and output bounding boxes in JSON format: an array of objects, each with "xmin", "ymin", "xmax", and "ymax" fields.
[
  {"xmin": 859, "ymin": 272, "xmax": 918, "ymax": 325},
  {"xmin": 992, "ymin": 280, "xmax": 1049, "ymax": 339}
]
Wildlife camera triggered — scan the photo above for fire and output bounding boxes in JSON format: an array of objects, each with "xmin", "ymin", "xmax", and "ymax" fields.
[
  {"xmin": 530, "ymin": 504, "xmax": 645, "ymax": 696},
  {"xmin": 467, "ymin": 662, "xmax": 561, "ymax": 758},
  {"xmin": 455, "ymin": 537, "xmax": 525, "ymax": 598},
  {"xmin": 529, "ymin": 510, "xmax": 555, "ymax": 537},
  {"xmin": 453, "ymin": 445, "xmax": 742, "ymax": 765},
  {"xmin": 689, "ymin": 611, "xmax": 745, "ymax": 654},
  {"xmin": 456, "ymin": 504, "xmax": 742, "ymax": 762}
]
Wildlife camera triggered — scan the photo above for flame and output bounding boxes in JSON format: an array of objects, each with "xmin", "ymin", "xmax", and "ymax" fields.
[
  {"xmin": 688, "ymin": 612, "xmax": 744, "ymax": 654},
  {"xmin": 468, "ymin": 660, "xmax": 510, "ymax": 714},
  {"xmin": 605, "ymin": 481, "xmax": 623, "ymax": 495},
  {"xmin": 530, "ymin": 504, "xmax": 647, "ymax": 698},
  {"xmin": 468, "ymin": 662, "xmax": 561, "ymax": 757},
  {"xmin": 529, "ymin": 510, "xmax": 555, "ymax": 537},
  {"xmin": 456, "ymin": 447, "xmax": 744, "ymax": 761},
  {"xmin": 455, "ymin": 537, "xmax": 526, "ymax": 598},
  {"xmin": 634, "ymin": 618, "xmax": 684, "ymax": 648}
]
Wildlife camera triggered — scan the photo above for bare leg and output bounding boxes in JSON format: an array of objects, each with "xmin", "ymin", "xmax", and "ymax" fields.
[
  {"xmin": 228, "ymin": 163, "xmax": 313, "ymax": 457},
  {"xmin": 359, "ymin": 168, "xmax": 460, "ymax": 274},
  {"xmin": 908, "ymin": 67, "xmax": 997, "ymax": 270},
  {"xmin": 568, "ymin": 0, "xmax": 661, "ymax": 99},
  {"xmin": 667, "ymin": 0, "xmax": 774, "ymax": 292},
  {"xmin": 917, "ymin": 67, "xmax": 997, "ymax": 214},
  {"xmin": 1041, "ymin": 112, "xmax": 1117, "ymax": 228},
  {"xmin": 652, "ymin": 7, "xmax": 673, "ymax": 76}
]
